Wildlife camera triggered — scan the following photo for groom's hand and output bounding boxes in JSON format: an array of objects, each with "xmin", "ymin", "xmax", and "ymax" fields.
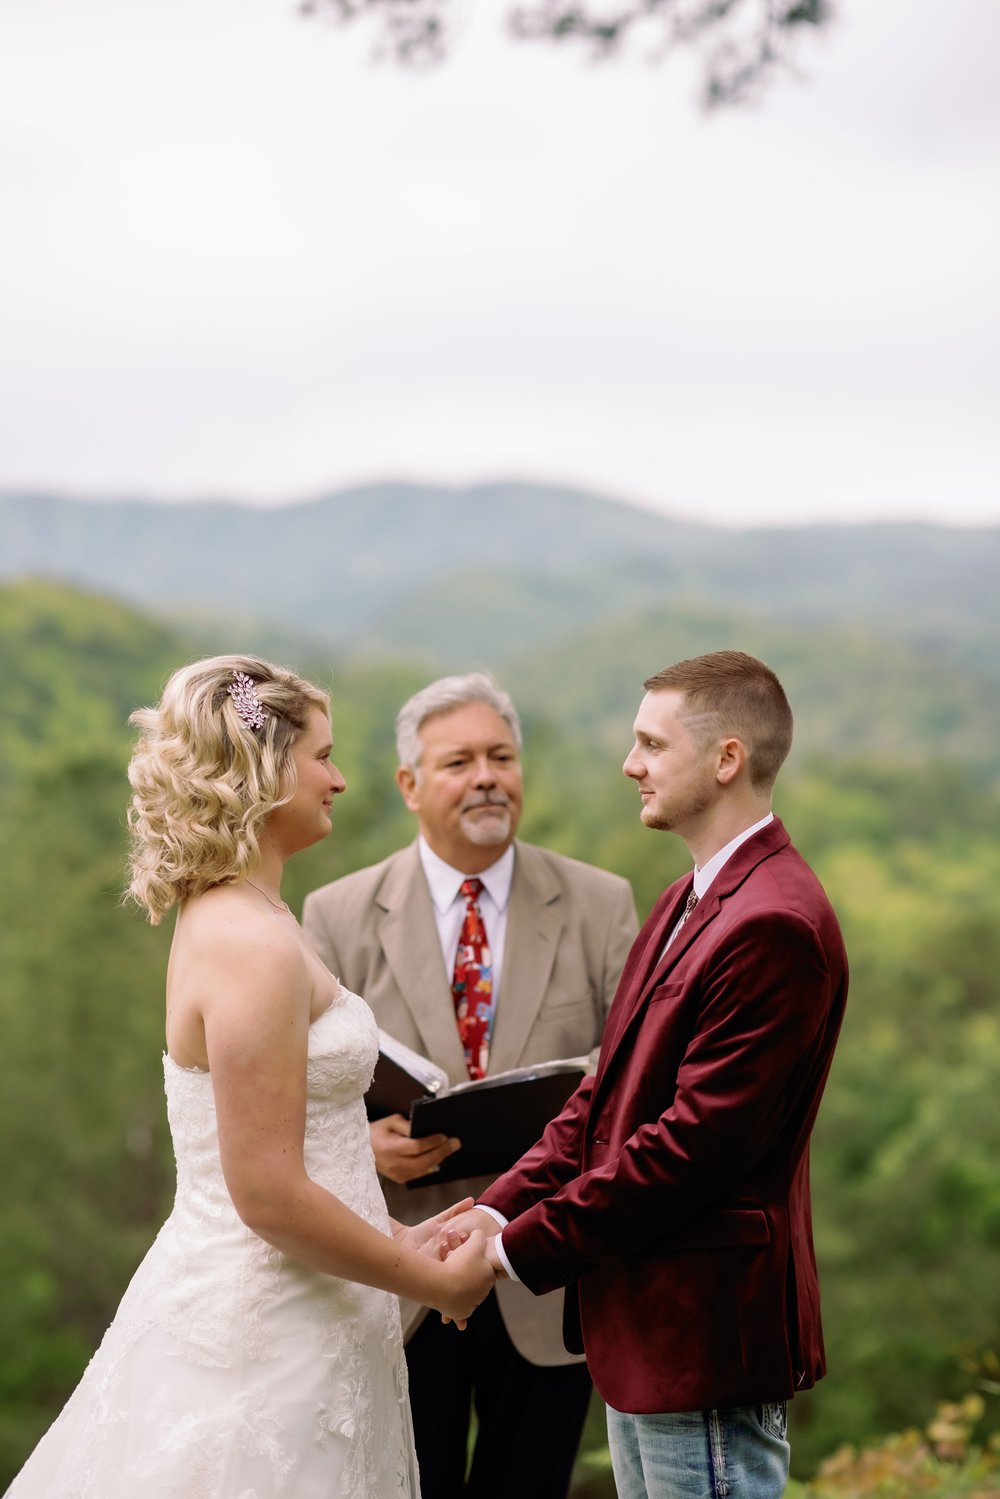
[
  {"xmin": 434, "ymin": 1206, "xmax": 499, "ymax": 1255},
  {"xmin": 370, "ymin": 1114, "xmax": 461, "ymax": 1184},
  {"xmin": 438, "ymin": 1219, "xmax": 508, "ymax": 1323},
  {"xmin": 485, "ymin": 1237, "xmax": 509, "ymax": 1280},
  {"xmin": 394, "ymin": 1198, "xmax": 477, "ymax": 1256}
]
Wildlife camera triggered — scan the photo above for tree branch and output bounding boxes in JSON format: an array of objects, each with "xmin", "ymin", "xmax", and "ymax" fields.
[{"xmin": 302, "ymin": 0, "xmax": 833, "ymax": 104}]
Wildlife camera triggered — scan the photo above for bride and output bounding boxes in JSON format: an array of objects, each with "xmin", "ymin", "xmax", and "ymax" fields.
[{"xmin": 6, "ymin": 655, "xmax": 494, "ymax": 1498}]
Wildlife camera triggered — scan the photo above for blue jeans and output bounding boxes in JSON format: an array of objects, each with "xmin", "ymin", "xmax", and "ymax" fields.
[{"xmin": 606, "ymin": 1402, "xmax": 790, "ymax": 1499}]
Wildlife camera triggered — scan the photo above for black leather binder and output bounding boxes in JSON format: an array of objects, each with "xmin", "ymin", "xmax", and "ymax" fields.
[
  {"xmin": 404, "ymin": 1063, "xmax": 586, "ymax": 1189},
  {"xmin": 366, "ymin": 1050, "xmax": 442, "ymax": 1122}
]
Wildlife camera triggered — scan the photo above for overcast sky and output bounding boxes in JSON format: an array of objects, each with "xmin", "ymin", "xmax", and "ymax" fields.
[{"xmin": 1, "ymin": 0, "xmax": 998, "ymax": 525}]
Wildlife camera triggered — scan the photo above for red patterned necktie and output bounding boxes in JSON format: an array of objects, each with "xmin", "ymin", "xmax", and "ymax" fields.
[{"xmin": 452, "ymin": 877, "xmax": 494, "ymax": 1080}]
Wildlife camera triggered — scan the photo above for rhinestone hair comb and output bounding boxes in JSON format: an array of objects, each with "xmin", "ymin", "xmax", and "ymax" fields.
[{"xmin": 227, "ymin": 671, "xmax": 269, "ymax": 732}]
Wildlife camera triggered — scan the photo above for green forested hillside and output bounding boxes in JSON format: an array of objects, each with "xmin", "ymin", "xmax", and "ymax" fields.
[
  {"xmin": 504, "ymin": 601, "xmax": 1000, "ymax": 778},
  {"xmin": 0, "ymin": 580, "xmax": 200, "ymax": 786},
  {"xmin": 1, "ymin": 579, "xmax": 998, "ymax": 1489}
]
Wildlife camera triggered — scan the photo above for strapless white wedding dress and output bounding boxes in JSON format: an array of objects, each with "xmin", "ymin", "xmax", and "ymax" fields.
[{"xmin": 6, "ymin": 990, "xmax": 419, "ymax": 1499}]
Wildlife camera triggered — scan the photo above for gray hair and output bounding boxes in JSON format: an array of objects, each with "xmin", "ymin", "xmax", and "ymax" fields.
[{"xmin": 395, "ymin": 672, "xmax": 523, "ymax": 774}]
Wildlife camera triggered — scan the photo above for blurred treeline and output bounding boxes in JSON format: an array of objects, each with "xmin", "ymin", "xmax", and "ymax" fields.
[{"xmin": 1, "ymin": 576, "xmax": 999, "ymax": 1489}]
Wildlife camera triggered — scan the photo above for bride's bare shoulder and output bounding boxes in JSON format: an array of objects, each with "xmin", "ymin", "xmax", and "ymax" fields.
[{"xmin": 177, "ymin": 886, "xmax": 303, "ymax": 973}]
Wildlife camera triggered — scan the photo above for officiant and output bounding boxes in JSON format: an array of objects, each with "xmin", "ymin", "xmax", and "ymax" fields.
[{"xmin": 304, "ymin": 671, "xmax": 637, "ymax": 1499}]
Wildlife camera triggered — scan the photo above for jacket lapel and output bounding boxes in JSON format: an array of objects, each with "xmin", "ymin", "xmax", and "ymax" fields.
[
  {"xmin": 636, "ymin": 881, "xmax": 695, "ymax": 992},
  {"xmin": 374, "ymin": 844, "xmax": 469, "ymax": 1082},
  {"xmin": 598, "ymin": 879, "xmax": 693, "ymax": 1063},
  {"xmin": 597, "ymin": 819, "xmax": 792, "ymax": 1082},
  {"xmin": 488, "ymin": 843, "xmax": 563, "ymax": 1072}
]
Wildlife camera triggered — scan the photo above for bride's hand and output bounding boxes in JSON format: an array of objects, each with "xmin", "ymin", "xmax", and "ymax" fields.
[
  {"xmin": 391, "ymin": 1198, "xmax": 475, "ymax": 1257},
  {"xmin": 432, "ymin": 1231, "xmax": 495, "ymax": 1327}
]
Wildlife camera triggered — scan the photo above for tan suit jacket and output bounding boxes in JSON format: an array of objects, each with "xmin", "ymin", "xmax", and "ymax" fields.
[{"xmin": 303, "ymin": 839, "xmax": 638, "ymax": 1366}]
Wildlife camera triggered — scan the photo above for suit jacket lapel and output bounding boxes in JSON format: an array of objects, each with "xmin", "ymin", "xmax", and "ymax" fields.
[
  {"xmin": 375, "ymin": 844, "xmax": 469, "ymax": 1082},
  {"xmin": 597, "ymin": 819, "xmax": 792, "ymax": 1082},
  {"xmin": 636, "ymin": 881, "xmax": 694, "ymax": 992},
  {"xmin": 488, "ymin": 843, "xmax": 563, "ymax": 1073},
  {"xmin": 639, "ymin": 881, "xmax": 714, "ymax": 991},
  {"xmin": 598, "ymin": 879, "xmax": 694, "ymax": 1063}
]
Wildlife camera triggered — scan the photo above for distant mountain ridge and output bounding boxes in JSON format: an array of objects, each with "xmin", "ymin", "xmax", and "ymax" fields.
[
  {"xmin": 2, "ymin": 482, "xmax": 997, "ymax": 675},
  {"xmin": 0, "ymin": 483, "xmax": 686, "ymax": 630}
]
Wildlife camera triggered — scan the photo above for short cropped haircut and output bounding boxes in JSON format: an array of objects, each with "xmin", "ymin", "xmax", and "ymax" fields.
[
  {"xmin": 127, "ymin": 654, "xmax": 329, "ymax": 924},
  {"xmin": 644, "ymin": 650, "xmax": 793, "ymax": 791},
  {"xmin": 395, "ymin": 672, "xmax": 522, "ymax": 775}
]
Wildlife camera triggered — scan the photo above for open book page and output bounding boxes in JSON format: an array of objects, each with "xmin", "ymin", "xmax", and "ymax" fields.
[
  {"xmin": 444, "ymin": 1055, "xmax": 593, "ymax": 1095},
  {"xmin": 376, "ymin": 1029, "xmax": 449, "ymax": 1094}
]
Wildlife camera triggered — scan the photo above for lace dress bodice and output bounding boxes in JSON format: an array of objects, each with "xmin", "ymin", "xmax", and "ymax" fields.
[
  {"xmin": 167, "ymin": 986, "xmax": 389, "ymax": 1246},
  {"xmin": 6, "ymin": 989, "xmax": 419, "ymax": 1499}
]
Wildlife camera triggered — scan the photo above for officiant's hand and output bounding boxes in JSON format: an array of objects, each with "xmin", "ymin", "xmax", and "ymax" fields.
[{"xmin": 370, "ymin": 1114, "xmax": 461, "ymax": 1184}]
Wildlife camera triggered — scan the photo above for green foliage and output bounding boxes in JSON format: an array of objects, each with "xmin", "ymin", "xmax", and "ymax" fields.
[
  {"xmin": 0, "ymin": 578, "xmax": 191, "ymax": 789},
  {"xmin": 792, "ymin": 832, "xmax": 1000, "ymax": 1469},
  {"xmin": 787, "ymin": 1389, "xmax": 1000, "ymax": 1498},
  {"xmin": 504, "ymin": 602, "xmax": 1000, "ymax": 781},
  {"xmin": 1, "ymin": 577, "xmax": 999, "ymax": 1487},
  {"xmin": 0, "ymin": 751, "xmax": 175, "ymax": 1472}
]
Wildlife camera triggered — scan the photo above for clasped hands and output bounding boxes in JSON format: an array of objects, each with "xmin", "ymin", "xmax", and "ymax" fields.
[
  {"xmin": 393, "ymin": 1199, "xmax": 508, "ymax": 1330},
  {"xmin": 433, "ymin": 1202, "xmax": 508, "ymax": 1280}
]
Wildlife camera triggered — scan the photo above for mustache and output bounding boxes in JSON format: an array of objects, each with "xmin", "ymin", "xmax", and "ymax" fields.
[{"xmin": 460, "ymin": 793, "xmax": 511, "ymax": 813}]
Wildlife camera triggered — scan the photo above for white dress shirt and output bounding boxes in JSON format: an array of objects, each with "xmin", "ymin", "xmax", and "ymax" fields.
[
  {"xmin": 486, "ymin": 812, "xmax": 775, "ymax": 1281},
  {"xmin": 662, "ymin": 812, "xmax": 775, "ymax": 954}
]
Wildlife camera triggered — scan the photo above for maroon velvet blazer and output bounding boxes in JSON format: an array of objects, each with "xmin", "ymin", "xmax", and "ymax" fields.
[{"xmin": 479, "ymin": 819, "xmax": 848, "ymax": 1414}]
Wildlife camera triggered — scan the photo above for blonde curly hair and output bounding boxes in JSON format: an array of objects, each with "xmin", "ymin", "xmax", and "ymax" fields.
[{"xmin": 127, "ymin": 654, "xmax": 330, "ymax": 924}]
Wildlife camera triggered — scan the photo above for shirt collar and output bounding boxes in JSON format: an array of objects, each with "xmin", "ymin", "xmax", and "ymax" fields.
[
  {"xmin": 418, "ymin": 836, "xmax": 516, "ymax": 914},
  {"xmin": 693, "ymin": 812, "xmax": 774, "ymax": 900}
]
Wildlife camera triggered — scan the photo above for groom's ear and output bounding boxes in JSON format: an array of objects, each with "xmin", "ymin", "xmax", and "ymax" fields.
[{"xmin": 715, "ymin": 736, "xmax": 746, "ymax": 785}]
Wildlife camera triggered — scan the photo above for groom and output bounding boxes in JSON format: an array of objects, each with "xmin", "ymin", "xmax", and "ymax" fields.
[{"xmin": 447, "ymin": 651, "xmax": 848, "ymax": 1498}]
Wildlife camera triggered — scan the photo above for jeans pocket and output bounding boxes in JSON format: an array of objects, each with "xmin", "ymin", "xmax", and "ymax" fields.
[{"xmin": 758, "ymin": 1402, "xmax": 788, "ymax": 1441}]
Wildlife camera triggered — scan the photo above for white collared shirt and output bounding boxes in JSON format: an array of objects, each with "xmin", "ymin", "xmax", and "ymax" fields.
[
  {"xmin": 487, "ymin": 811, "xmax": 776, "ymax": 1281},
  {"xmin": 692, "ymin": 812, "xmax": 775, "ymax": 902},
  {"xmin": 417, "ymin": 836, "xmax": 515, "ymax": 998},
  {"xmin": 662, "ymin": 811, "xmax": 775, "ymax": 953}
]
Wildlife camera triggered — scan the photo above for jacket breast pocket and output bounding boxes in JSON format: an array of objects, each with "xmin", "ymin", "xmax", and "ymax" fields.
[{"xmin": 646, "ymin": 980, "xmax": 688, "ymax": 1007}]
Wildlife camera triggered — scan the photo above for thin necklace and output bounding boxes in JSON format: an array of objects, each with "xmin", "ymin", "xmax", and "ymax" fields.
[{"xmin": 245, "ymin": 878, "xmax": 290, "ymax": 913}]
